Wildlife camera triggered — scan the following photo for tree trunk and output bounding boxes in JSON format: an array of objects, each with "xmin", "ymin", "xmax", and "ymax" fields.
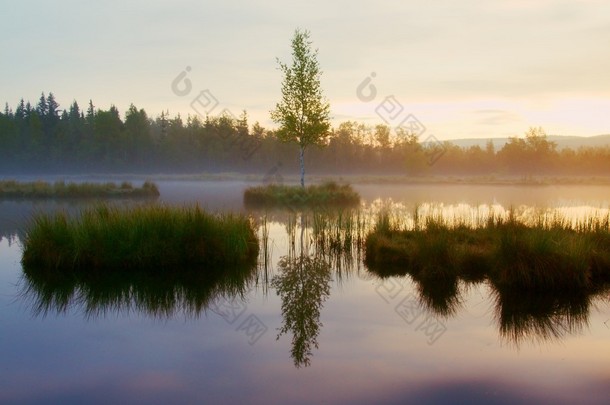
[{"xmin": 299, "ymin": 145, "xmax": 305, "ymax": 188}]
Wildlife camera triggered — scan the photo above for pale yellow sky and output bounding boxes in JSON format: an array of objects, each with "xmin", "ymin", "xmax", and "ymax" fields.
[{"xmin": 1, "ymin": 0, "xmax": 609, "ymax": 140}]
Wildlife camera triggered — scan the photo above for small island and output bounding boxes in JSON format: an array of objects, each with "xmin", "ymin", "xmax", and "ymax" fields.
[
  {"xmin": 0, "ymin": 180, "xmax": 160, "ymax": 199},
  {"xmin": 243, "ymin": 181, "xmax": 360, "ymax": 209}
]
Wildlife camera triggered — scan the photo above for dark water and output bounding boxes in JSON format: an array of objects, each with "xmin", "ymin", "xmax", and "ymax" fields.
[{"xmin": 1, "ymin": 181, "xmax": 609, "ymax": 404}]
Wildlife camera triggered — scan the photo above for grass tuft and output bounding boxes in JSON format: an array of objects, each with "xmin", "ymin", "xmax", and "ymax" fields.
[{"xmin": 21, "ymin": 203, "xmax": 259, "ymax": 273}]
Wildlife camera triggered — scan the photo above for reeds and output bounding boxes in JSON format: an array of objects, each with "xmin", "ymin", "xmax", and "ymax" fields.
[
  {"xmin": 21, "ymin": 203, "xmax": 259, "ymax": 272},
  {"xmin": 365, "ymin": 210, "xmax": 610, "ymax": 292},
  {"xmin": 0, "ymin": 180, "xmax": 159, "ymax": 199},
  {"xmin": 243, "ymin": 181, "xmax": 360, "ymax": 208},
  {"xmin": 313, "ymin": 209, "xmax": 369, "ymax": 275}
]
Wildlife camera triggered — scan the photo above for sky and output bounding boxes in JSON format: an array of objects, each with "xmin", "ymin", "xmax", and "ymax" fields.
[{"xmin": 1, "ymin": 0, "xmax": 609, "ymax": 140}]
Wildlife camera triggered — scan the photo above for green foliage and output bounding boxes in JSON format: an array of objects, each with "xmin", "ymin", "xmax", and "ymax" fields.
[
  {"xmin": 271, "ymin": 29, "xmax": 331, "ymax": 186},
  {"xmin": 271, "ymin": 29, "xmax": 331, "ymax": 148}
]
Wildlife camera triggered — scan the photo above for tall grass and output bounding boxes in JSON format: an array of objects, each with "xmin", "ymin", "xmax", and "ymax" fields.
[
  {"xmin": 21, "ymin": 203, "xmax": 259, "ymax": 273},
  {"xmin": 243, "ymin": 181, "xmax": 360, "ymax": 208},
  {"xmin": 365, "ymin": 210, "xmax": 610, "ymax": 292},
  {"xmin": 256, "ymin": 214, "xmax": 273, "ymax": 295},
  {"xmin": 311, "ymin": 208, "xmax": 368, "ymax": 279},
  {"xmin": 0, "ymin": 180, "xmax": 159, "ymax": 199}
]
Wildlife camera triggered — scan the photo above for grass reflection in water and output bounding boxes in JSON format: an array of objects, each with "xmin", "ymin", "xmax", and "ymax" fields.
[{"xmin": 22, "ymin": 259, "xmax": 258, "ymax": 319}]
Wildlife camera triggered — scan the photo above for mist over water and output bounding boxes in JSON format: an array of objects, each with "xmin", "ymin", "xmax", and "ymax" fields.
[{"xmin": 2, "ymin": 179, "xmax": 608, "ymax": 238}]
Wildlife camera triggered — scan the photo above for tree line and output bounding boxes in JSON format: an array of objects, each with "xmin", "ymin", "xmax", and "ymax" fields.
[{"xmin": 1, "ymin": 93, "xmax": 609, "ymax": 176}]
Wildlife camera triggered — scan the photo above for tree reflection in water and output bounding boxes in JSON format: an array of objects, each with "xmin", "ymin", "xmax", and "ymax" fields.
[
  {"xmin": 272, "ymin": 214, "xmax": 332, "ymax": 368},
  {"xmin": 272, "ymin": 253, "xmax": 331, "ymax": 367}
]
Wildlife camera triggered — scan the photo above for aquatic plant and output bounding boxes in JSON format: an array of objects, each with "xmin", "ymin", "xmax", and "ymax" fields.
[
  {"xmin": 21, "ymin": 203, "xmax": 259, "ymax": 272},
  {"xmin": 365, "ymin": 210, "xmax": 610, "ymax": 292}
]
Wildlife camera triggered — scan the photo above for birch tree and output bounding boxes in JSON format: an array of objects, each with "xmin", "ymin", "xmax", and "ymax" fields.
[{"xmin": 271, "ymin": 29, "xmax": 331, "ymax": 187}]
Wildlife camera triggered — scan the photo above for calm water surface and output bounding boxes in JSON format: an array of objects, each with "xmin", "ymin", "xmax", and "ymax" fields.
[{"xmin": 1, "ymin": 181, "xmax": 609, "ymax": 404}]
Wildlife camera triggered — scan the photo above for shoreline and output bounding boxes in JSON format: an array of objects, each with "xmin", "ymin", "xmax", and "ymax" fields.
[
  {"xmin": 71, "ymin": 173, "xmax": 610, "ymax": 186},
  {"xmin": 2, "ymin": 173, "xmax": 610, "ymax": 186}
]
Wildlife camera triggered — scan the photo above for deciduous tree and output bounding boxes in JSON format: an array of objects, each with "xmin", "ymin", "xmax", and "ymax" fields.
[{"xmin": 271, "ymin": 28, "xmax": 331, "ymax": 187}]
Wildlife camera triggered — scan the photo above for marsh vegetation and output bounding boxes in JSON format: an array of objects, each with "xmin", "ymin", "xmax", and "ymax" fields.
[
  {"xmin": 365, "ymin": 208, "xmax": 610, "ymax": 292},
  {"xmin": 21, "ymin": 204, "xmax": 258, "ymax": 272},
  {"xmin": 0, "ymin": 179, "xmax": 159, "ymax": 199},
  {"xmin": 243, "ymin": 181, "xmax": 360, "ymax": 208},
  {"xmin": 13, "ymin": 192, "xmax": 610, "ymax": 367},
  {"xmin": 362, "ymin": 204, "xmax": 610, "ymax": 346}
]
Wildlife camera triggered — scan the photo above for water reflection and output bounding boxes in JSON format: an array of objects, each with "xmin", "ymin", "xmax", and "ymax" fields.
[
  {"xmin": 273, "ymin": 253, "xmax": 331, "ymax": 368},
  {"xmin": 16, "ymin": 198, "xmax": 610, "ymax": 368},
  {"xmin": 367, "ymin": 259, "xmax": 610, "ymax": 347},
  {"xmin": 272, "ymin": 216, "xmax": 332, "ymax": 368},
  {"xmin": 412, "ymin": 271, "xmax": 462, "ymax": 318},
  {"xmin": 362, "ymin": 199, "xmax": 610, "ymax": 346},
  {"xmin": 21, "ymin": 261, "xmax": 257, "ymax": 319},
  {"xmin": 492, "ymin": 286, "xmax": 600, "ymax": 346}
]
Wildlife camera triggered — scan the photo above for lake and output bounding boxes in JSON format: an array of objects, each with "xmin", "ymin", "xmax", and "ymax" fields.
[{"xmin": 1, "ymin": 180, "xmax": 609, "ymax": 404}]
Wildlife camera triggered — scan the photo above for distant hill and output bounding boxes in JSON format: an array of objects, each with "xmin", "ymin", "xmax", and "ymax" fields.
[{"xmin": 447, "ymin": 134, "xmax": 610, "ymax": 150}]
